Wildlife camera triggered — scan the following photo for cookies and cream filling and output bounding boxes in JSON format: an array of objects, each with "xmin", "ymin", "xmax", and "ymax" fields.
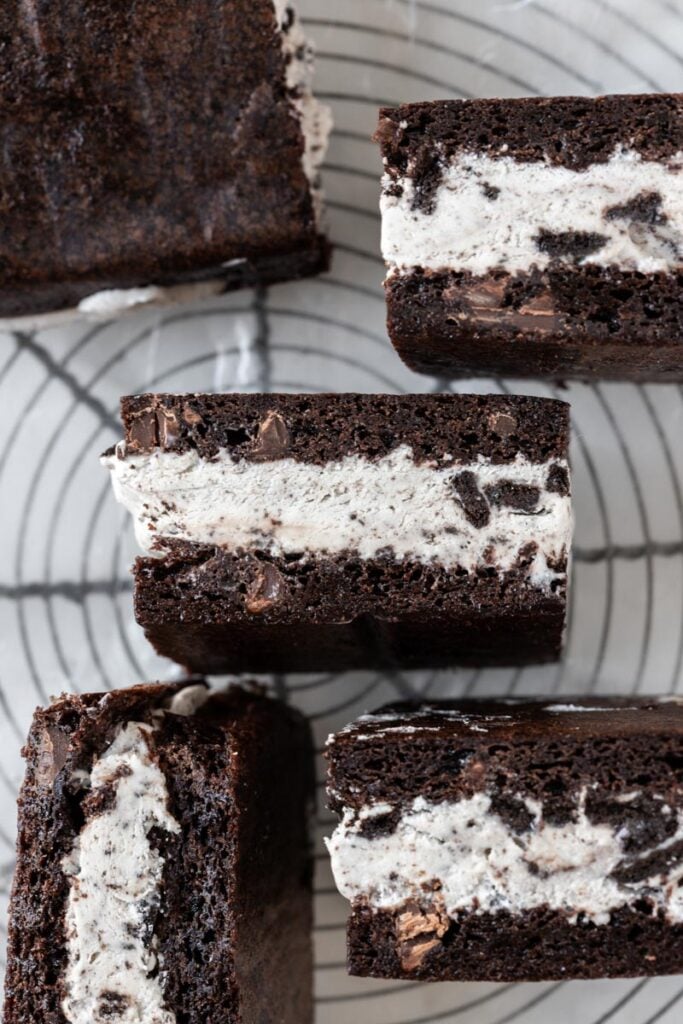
[
  {"xmin": 61, "ymin": 721, "xmax": 178, "ymax": 1024},
  {"xmin": 382, "ymin": 148, "xmax": 683, "ymax": 277},
  {"xmin": 60, "ymin": 687, "xmax": 206, "ymax": 1024},
  {"xmin": 327, "ymin": 790, "xmax": 683, "ymax": 929},
  {"xmin": 103, "ymin": 445, "xmax": 572, "ymax": 592},
  {"xmin": 274, "ymin": 1, "xmax": 332, "ymax": 225}
]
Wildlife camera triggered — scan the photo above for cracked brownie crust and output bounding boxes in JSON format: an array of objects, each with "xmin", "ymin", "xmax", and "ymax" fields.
[{"xmin": 0, "ymin": 1, "xmax": 329, "ymax": 317}]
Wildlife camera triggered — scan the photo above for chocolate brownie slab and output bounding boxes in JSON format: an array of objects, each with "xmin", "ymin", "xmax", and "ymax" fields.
[
  {"xmin": 377, "ymin": 94, "xmax": 682, "ymax": 382},
  {"xmin": 326, "ymin": 697, "xmax": 683, "ymax": 982},
  {"xmin": 102, "ymin": 392, "xmax": 572, "ymax": 673},
  {"xmin": 4, "ymin": 682, "xmax": 313, "ymax": 1024},
  {"xmin": 0, "ymin": 1, "xmax": 331, "ymax": 318}
]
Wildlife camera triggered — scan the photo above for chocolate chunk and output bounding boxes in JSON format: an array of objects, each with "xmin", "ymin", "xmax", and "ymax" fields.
[
  {"xmin": 251, "ymin": 411, "xmax": 290, "ymax": 461},
  {"xmin": 605, "ymin": 191, "xmax": 667, "ymax": 226},
  {"xmin": 484, "ymin": 481, "xmax": 541, "ymax": 513},
  {"xmin": 127, "ymin": 408, "xmax": 159, "ymax": 450},
  {"xmin": 451, "ymin": 279, "xmax": 560, "ymax": 333},
  {"xmin": 489, "ymin": 412, "xmax": 517, "ymax": 438},
  {"xmin": 448, "ymin": 278, "xmax": 504, "ymax": 310},
  {"xmin": 396, "ymin": 899, "xmax": 449, "ymax": 971},
  {"xmin": 35, "ymin": 726, "xmax": 71, "ymax": 787},
  {"xmin": 245, "ymin": 563, "xmax": 285, "ymax": 614},
  {"xmin": 546, "ymin": 463, "xmax": 570, "ymax": 496},
  {"xmin": 182, "ymin": 405, "xmax": 204, "ymax": 427},
  {"xmin": 535, "ymin": 229, "xmax": 609, "ymax": 262},
  {"xmin": 156, "ymin": 408, "xmax": 180, "ymax": 447},
  {"xmin": 452, "ymin": 471, "xmax": 490, "ymax": 528}
]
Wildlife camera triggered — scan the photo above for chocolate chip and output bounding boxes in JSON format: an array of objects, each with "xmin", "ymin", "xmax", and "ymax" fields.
[
  {"xmin": 251, "ymin": 410, "xmax": 290, "ymax": 461},
  {"xmin": 605, "ymin": 190, "xmax": 666, "ymax": 226},
  {"xmin": 35, "ymin": 726, "xmax": 71, "ymax": 787},
  {"xmin": 535, "ymin": 229, "xmax": 608, "ymax": 262},
  {"xmin": 156, "ymin": 407, "xmax": 180, "ymax": 447},
  {"xmin": 245, "ymin": 563, "xmax": 285, "ymax": 614},
  {"xmin": 546, "ymin": 463, "xmax": 569, "ymax": 496},
  {"xmin": 396, "ymin": 899, "xmax": 449, "ymax": 971},
  {"xmin": 489, "ymin": 413, "xmax": 517, "ymax": 437},
  {"xmin": 452, "ymin": 471, "xmax": 490, "ymax": 528},
  {"xmin": 127, "ymin": 408, "xmax": 158, "ymax": 450},
  {"xmin": 484, "ymin": 481, "xmax": 541, "ymax": 513},
  {"xmin": 182, "ymin": 404, "xmax": 203, "ymax": 427}
]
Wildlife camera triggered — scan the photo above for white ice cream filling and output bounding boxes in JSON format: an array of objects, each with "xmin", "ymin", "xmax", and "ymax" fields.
[
  {"xmin": 382, "ymin": 148, "xmax": 683, "ymax": 276},
  {"xmin": 274, "ymin": 1, "xmax": 332, "ymax": 225},
  {"xmin": 327, "ymin": 790, "xmax": 683, "ymax": 926},
  {"xmin": 102, "ymin": 445, "xmax": 572, "ymax": 591},
  {"xmin": 61, "ymin": 721, "xmax": 180, "ymax": 1024}
]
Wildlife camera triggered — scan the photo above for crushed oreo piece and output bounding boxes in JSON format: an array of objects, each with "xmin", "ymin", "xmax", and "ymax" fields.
[
  {"xmin": 536, "ymin": 229, "xmax": 608, "ymax": 262},
  {"xmin": 546, "ymin": 463, "xmax": 570, "ymax": 496},
  {"xmin": 605, "ymin": 191, "xmax": 666, "ymax": 226},
  {"xmin": 452, "ymin": 471, "xmax": 490, "ymax": 528},
  {"xmin": 484, "ymin": 481, "xmax": 541, "ymax": 513},
  {"xmin": 481, "ymin": 182, "xmax": 500, "ymax": 200}
]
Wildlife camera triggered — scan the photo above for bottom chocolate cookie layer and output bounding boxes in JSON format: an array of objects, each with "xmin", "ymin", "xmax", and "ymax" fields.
[
  {"xmin": 387, "ymin": 266, "xmax": 683, "ymax": 382},
  {"xmin": 0, "ymin": 236, "xmax": 330, "ymax": 319},
  {"xmin": 134, "ymin": 544, "xmax": 567, "ymax": 673},
  {"xmin": 347, "ymin": 904, "xmax": 683, "ymax": 981}
]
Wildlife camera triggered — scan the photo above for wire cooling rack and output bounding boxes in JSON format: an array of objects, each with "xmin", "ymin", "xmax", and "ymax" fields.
[{"xmin": 1, "ymin": 1, "xmax": 683, "ymax": 1021}]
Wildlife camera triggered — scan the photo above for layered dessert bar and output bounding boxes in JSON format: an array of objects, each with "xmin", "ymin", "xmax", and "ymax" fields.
[
  {"xmin": 377, "ymin": 93, "xmax": 682, "ymax": 382},
  {"xmin": 4, "ymin": 682, "xmax": 313, "ymax": 1024},
  {"xmin": 102, "ymin": 392, "xmax": 573, "ymax": 673},
  {"xmin": 327, "ymin": 697, "xmax": 683, "ymax": 982},
  {"xmin": 0, "ymin": 1, "xmax": 331, "ymax": 319}
]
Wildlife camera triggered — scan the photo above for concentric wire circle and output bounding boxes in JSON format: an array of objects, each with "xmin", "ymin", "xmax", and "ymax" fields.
[{"xmin": 1, "ymin": 1, "xmax": 683, "ymax": 1020}]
